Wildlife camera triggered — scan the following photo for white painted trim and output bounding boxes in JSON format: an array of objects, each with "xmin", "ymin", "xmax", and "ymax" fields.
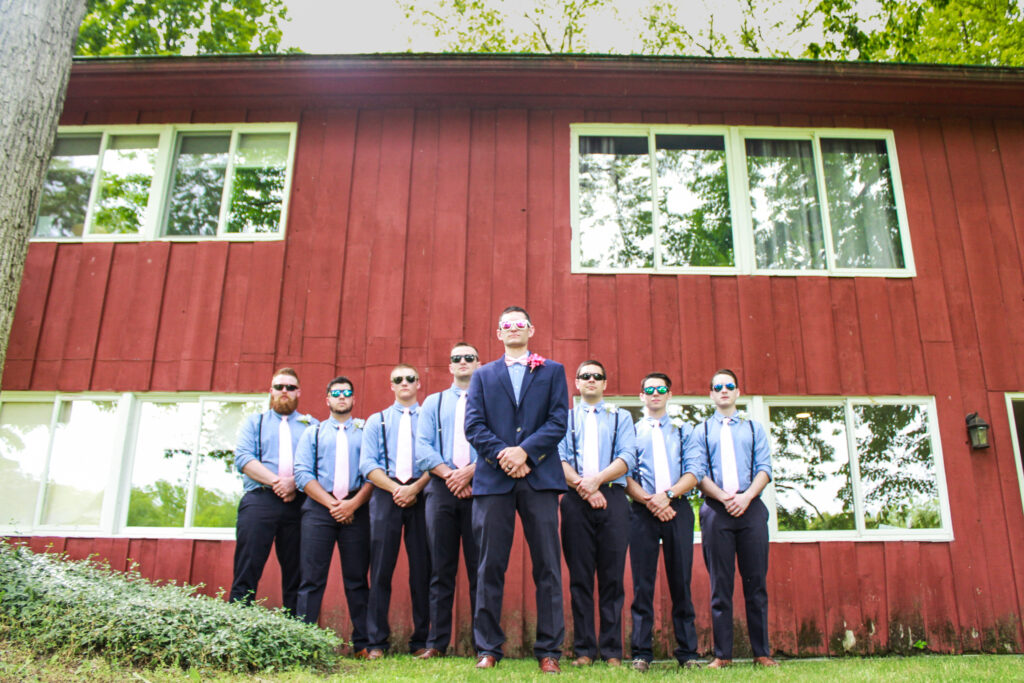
[{"xmin": 1004, "ymin": 393, "xmax": 1024, "ymax": 524}]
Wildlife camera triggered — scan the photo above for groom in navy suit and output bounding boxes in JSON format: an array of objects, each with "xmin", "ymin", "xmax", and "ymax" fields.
[{"xmin": 464, "ymin": 306, "xmax": 569, "ymax": 674}]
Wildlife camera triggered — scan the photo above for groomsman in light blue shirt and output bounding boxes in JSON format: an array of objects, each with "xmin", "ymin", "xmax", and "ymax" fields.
[
  {"xmin": 625, "ymin": 372, "xmax": 703, "ymax": 672},
  {"xmin": 558, "ymin": 360, "xmax": 636, "ymax": 668},
  {"xmin": 359, "ymin": 364, "xmax": 432, "ymax": 659},
  {"xmin": 293, "ymin": 376, "xmax": 373, "ymax": 655},
  {"xmin": 414, "ymin": 342, "xmax": 482, "ymax": 659},
  {"xmin": 689, "ymin": 368, "xmax": 777, "ymax": 669}
]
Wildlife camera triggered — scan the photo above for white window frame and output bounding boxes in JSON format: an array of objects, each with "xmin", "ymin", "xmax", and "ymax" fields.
[
  {"xmin": 1004, "ymin": 393, "xmax": 1024, "ymax": 524},
  {"xmin": 570, "ymin": 123, "xmax": 916, "ymax": 277},
  {"xmin": 606, "ymin": 394, "xmax": 950, "ymax": 542},
  {"xmin": 33, "ymin": 123, "xmax": 298, "ymax": 243},
  {"xmin": 0, "ymin": 391, "xmax": 267, "ymax": 540}
]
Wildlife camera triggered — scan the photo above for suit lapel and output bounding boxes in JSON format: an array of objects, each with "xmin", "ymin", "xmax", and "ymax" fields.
[
  {"xmin": 493, "ymin": 358, "xmax": 516, "ymax": 405},
  {"xmin": 518, "ymin": 360, "xmax": 538, "ymax": 403}
]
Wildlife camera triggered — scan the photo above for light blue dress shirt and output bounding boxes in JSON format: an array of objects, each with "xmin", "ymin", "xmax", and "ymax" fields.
[
  {"xmin": 294, "ymin": 416, "xmax": 364, "ymax": 496},
  {"xmin": 359, "ymin": 401, "xmax": 422, "ymax": 481},
  {"xmin": 507, "ymin": 352, "xmax": 527, "ymax": 403},
  {"xmin": 415, "ymin": 385, "xmax": 479, "ymax": 472},
  {"xmin": 632, "ymin": 415, "xmax": 702, "ymax": 496},
  {"xmin": 557, "ymin": 401, "xmax": 637, "ymax": 486},
  {"xmin": 234, "ymin": 409, "xmax": 318, "ymax": 492},
  {"xmin": 685, "ymin": 411, "xmax": 772, "ymax": 493}
]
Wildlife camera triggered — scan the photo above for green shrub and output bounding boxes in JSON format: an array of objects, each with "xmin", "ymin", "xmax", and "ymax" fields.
[{"xmin": 0, "ymin": 542, "xmax": 341, "ymax": 672}]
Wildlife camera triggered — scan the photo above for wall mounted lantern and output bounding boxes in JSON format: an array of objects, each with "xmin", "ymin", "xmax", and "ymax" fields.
[{"xmin": 966, "ymin": 413, "xmax": 990, "ymax": 450}]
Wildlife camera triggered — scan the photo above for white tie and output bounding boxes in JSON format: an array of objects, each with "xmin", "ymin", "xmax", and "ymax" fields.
[
  {"xmin": 651, "ymin": 419, "xmax": 672, "ymax": 494},
  {"xmin": 720, "ymin": 417, "xmax": 740, "ymax": 494},
  {"xmin": 277, "ymin": 414, "xmax": 293, "ymax": 478},
  {"xmin": 452, "ymin": 392, "xmax": 471, "ymax": 469},
  {"xmin": 333, "ymin": 424, "xmax": 350, "ymax": 500},
  {"xmin": 582, "ymin": 405, "xmax": 600, "ymax": 478},
  {"xmin": 396, "ymin": 407, "xmax": 414, "ymax": 482}
]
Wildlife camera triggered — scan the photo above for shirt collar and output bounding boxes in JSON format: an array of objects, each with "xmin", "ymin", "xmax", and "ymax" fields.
[
  {"xmin": 392, "ymin": 401, "xmax": 418, "ymax": 414},
  {"xmin": 449, "ymin": 383, "xmax": 466, "ymax": 396},
  {"xmin": 714, "ymin": 410, "xmax": 739, "ymax": 424},
  {"xmin": 329, "ymin": 415, "xmax": 352, "ymax": 429},
  {"xmin": 647, "ymin": 413, "xmax": 670, "ymax": 428},
  {"xmin": 580, "ymin": 401, "xmax": 605, "ymax": 414}
]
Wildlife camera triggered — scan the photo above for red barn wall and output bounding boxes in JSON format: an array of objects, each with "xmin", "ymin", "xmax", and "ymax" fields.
[{"xmin": 5, "ymin": 58, "xmax": 1024, "ymax": 656}]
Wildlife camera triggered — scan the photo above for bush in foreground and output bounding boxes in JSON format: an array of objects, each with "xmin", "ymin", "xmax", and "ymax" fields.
[{"xmin": 0, "ymin": 542, "xmax": 341, "ymax": 672}]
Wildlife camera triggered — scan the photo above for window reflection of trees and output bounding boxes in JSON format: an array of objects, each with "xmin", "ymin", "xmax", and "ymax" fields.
[{"xmin": 34, "ymin": 136, "xmax": 101, "ymax": 238}]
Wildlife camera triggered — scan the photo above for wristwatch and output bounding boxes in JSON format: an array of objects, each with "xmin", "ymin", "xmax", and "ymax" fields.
[{"xmin": 665, "ymin": 489, "xmax": 676, "ymax": 500}]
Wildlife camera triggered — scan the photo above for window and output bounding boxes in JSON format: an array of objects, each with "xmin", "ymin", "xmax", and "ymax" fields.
[
  {"xmin": 600, "ymin": 394, "xmax": 950, "ymax": 542},
  {"xmin": 572, "ymin": 125, "xmax": 914, "ymax": 276},
  {"xmin": 0, "ymin": 392, "xmax": 266, "ymax": 538},
  {"xmin": 33, "ymin": 124, "xmax": 296, "ymax": 242}
]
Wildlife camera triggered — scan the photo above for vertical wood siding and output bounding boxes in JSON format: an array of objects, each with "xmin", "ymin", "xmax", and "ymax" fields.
[{"xmin": 6, "ymin": 97, "xmax": 1024, "ymax": 656}]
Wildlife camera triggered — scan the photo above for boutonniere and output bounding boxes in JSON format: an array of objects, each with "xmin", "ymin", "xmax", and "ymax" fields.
[
  {"xmin": 297, "ymin": 415, "xmax": 312, "ymax": 426},
  {"xmin": 527, "ymin": 353, "xmax": 546, "ymax": 372},
  {"xmin": 353, "ymin": 418, "xmax": 366, "ymax": 429}
]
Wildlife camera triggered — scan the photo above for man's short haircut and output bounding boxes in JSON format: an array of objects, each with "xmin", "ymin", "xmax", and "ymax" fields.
[
  {"xmin": 327, "ymin": 375, "xmax": 354, "ymax": 393},
  {"xmin": 576, "ymin": 359, "xmax": 606, "ymax": 377},
  {"xmin": 274, "ymin": 367, "xmax": 300, "ymax": 384},
  {"xmin": 710, "ymin": 368, "xmax": 739, "ymax": 389},
  {"xmin": 451, "ymin": 341, "xmax": 479, "ymax": 356},
  {"xmin": 641, "ymin": 372, "xmax": 672, "ymax": 391},
  {"xmin": 392, "ymin": 363, "xmax": 419, "ymax": 377},
  {"xmin": 499, "ymin": 305, "xmax": 531, "ymax": 324}
]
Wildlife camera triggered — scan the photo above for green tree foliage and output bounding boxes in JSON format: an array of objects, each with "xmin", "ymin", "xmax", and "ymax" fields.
[
  {"xmin": 804, "ymin": 0, "xmax": 1024, "ymax": 66},
  {"xmin": 77, "ymin": 0, "xmax": 291, "ymax": 56}
]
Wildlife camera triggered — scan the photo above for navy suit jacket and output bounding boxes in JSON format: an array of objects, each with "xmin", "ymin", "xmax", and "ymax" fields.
[{"xmin": 465, "ymin": 355, "xmax": 569, "ymax": 495}]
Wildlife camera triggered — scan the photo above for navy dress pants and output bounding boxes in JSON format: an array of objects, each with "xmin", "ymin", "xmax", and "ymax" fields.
[
  {"xmin": 424, "ymin": 477, "xmax": 478, "ymax": 652},
  {"xmin": 366, "ymin": 487, "xmax": 431, "ymax": 652},
  {"xmin": 230, "ymin": 488, "xmax": 303, "ymax": 612},
  {"xmin": 628, "ymin": 498, "xmax": 699, "ymax": 664},
  {"xmin": 295, "ymin": 497, "xmax": 370, "ymax": 651},
  {"xmin": 699, "ymin": 497, "xmax": 771, "ymax": 659},
  {"xmin": 472, "ymin": 480, "xmax": 564, "ymax": 660},
  {"xmin": 560, "ymin": 486, "xmax": 629, "ymax": 660}
]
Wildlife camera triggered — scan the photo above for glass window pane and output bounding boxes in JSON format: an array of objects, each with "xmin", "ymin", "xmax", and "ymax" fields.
[
  {"xmin": 655, "ymin": 135, "xmax": 733, "ymax": 267},
  {"xmin": 91, "ymin": 135, "xmax": 159, "ymax": 235},
  {"xmin": 34, "ymin": 136, "xmax": 101, "ymax": 238},
  {"xmin": 746, "ymin": 138, "xmax": 826, "ymax": 270},
  {"xmin": 164, "ymin": 134, "xmax": 230, "ymax": 237},
  {"xmin": 225, "ymin": 133, "xmax": 288, "ymax": 234},
  {"xmin": 769, "ymin": 405, "xmax": 854, "ymax": 531},
  {"xmin": 126, "ymin": 401, "xmax": 200, "ymax": 528},
  {"xmin": 577, "ymin": 136, "xmax": 653, "ymax": 268},
  {"xmin": 821, "ymin": 138, "xmax": 905, "ymax": 269},
  {"xmin": 192, "ymin": 399, "xmax": 264, "ymax": 528},
  {"xmin": 854, "ymin": 403, "xmax": 941, "ymax": 530},
  {"xmin": 0, "ymin": 402, "xmax": 53, "ymax": 527},
  {"xmin": 41, "ymin": 400, "xmax": 118, "ymax": 526}
]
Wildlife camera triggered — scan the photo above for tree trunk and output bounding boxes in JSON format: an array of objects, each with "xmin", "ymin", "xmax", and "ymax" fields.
[{"xmin": 0, "ymin": 0, "xmax": 86, "ymax": 392}]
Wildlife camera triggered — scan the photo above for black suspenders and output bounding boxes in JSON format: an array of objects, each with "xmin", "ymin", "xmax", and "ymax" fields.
[
  {"xmin": 313, "ymin": 422, "xmax": 320, "ymax": 475},
  {"xmin": 255, "ymin": 411, "xmax": 266, "ymax": 461},
  {"xmin": 704, "ymin": 419, "xmax": 756, "ymax": 487},
  {"xmin": 378, "ymin": 410, "xmax": 389, "ymax": 473},
  {"xmin": 437, "ymin": 393, "xmax": 444, "ymax": 457}
]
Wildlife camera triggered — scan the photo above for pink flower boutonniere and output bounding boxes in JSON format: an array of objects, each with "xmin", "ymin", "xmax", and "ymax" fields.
[{"xmin": 527, "ymin": 353, "xmax": 546, "ymax": 372}]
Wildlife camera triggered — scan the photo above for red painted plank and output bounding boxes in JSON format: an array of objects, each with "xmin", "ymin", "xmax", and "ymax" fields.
[
  {"xmin": 463, "ymin": 110, "xmax": 499, "ymax": 360},
  {"xmin": 884, "ymin": 542, "xmax": 924, "ymax": 652},
  {"xmin": 648, "ymin": 275, "xmax": 682, "ymax": 389},
  {"xmin": 84, "ymin": 110, "xmax": 139, "ymax": 125},
  {"xmin": 178, "ymin": 242, "xmax": 229, "ymax": 390},
  {"xmin": 4, "ymin": 243, "xmax": 57, "ymax": 389},
  {"xmin": 550, "ymin": 109, "xmax": 587, "ymax": 344},
  {"xmin": 795, "ymin": 277, "xmax": 840, "ymax": 395},
  {"xmin": 586, "ymin": 276, "xmax": 618, "ymax": 380},
  {"xmin": 790, "ymin": 544, "xmax": 828, "ymax": 655},
  {"xmin": 191, "ymin": 109, "xmax": 247, "ymax": 124},
  {"xmin": 736, "ymin": 276, "xmax": 777, "ymax": 396},
  {"xmin": 613, "ymin": 275, "xmax": 652, "ymax": 393},
  {"xmin": 113, "ymin": 242, "xmax": 169, "ymax": 390},
  {"xmin": 525, "ymin": 109, "xmax": 556, "ymax": 359},
  {"xmin": 855, "ymin": 278, "xmax": 899, "ymax": 395},
  {"xmin": 855, "ymin": 542, "xmax": 888, "ymax": 652},
  {"xmin": 58, "ymin": 243, "xmax": 114, "ymax": 391},
  {"xmin": 819, "ymin": 542, "xmax": 864, "ymax": 654},
  {"xmin": 151, "ymin": 244, "xmax": 197, "ymax": 390},
  {"xmin": 239, "ymin": 243, "xmax": 285, "ymax": 369},
  {"xmin": 886, "ymin": 279, "xmax": 929, "ymax": 395},
  {"xmin": 919, "ymin": 543, "xmax": 960, "ymax": 652},
  {"xmin": 710, "ymin": 278, "xmax": 743, "ymax": 386},
  {"xmin": 491, "ymin": 110, "xmax": 529, "ymax": 325},
  {"xmin": 190, "ymin": 540, "xmax": 235, "ymax": 598},
  {"xmin": 247, "ymin": 107, "xmax": 301, "ymax": 124},
  {"xmin": 138, "ymin": 109, "xmax": 190, "ymax": 124},
  {"xmin": 829, "ymin": 278, "xmax": 867, "ymax": 395},
  {"xmin": 769, "ymin": 277, "xmax": 806, "ymax": 395},
  {"xmin": 677, "ymin": 275, "xmax": 714, "ymax": 395},
  {"xmin": 768, "ymin": 541, "xmax": 797, "ymax": 654},
  {"xmin": 993, "ymin": 120, "xmax": 1024, "ymax": 326},
  {"xmin": 211, "ymin": 243, "xmax": 252, "ymax": 392}
]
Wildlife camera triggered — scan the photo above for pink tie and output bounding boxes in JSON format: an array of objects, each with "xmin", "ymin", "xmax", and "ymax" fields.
[
  {"xmin": 452, "ymin": 392, "xmax": 471, "ymax": 468},
  {"xmin": 278, "ymin": 414, "xmax": 293, "ymax": 478},
  {"xmin": 333, "ymin": 424, "xmax": 350, "ymax": 500}
]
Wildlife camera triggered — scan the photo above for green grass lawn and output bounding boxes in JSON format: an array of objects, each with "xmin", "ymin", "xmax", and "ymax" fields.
[{"xmin": 3, "ymin": 645, "xmax": 1022, "ymax": 683}]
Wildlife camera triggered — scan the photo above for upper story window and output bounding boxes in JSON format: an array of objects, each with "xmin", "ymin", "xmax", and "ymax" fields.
[
  {"xmin": 33, "ymin": 123, "xmax": 296, "ymax": 242},
  {"xmin": 572, "ymin": 125, "xmax": 914, "ymax": 276}
]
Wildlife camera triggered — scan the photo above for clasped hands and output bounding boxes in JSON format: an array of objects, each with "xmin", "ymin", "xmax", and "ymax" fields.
[
  {"xmin": 496, "ymin": 446, "xmax": 530, "ymax": 478},
  {"xmin": 271, "ymin": 475, "xmax": 296, "ymax": 502},
  {"xmin": 443, "ymin": 465, "xmax": 474, "ymax": 499},
  {"xmin": 327, "ymin": 498, "xmax": 358, "ymax": 524},
  {"xmin": 574, "ymin": 475, "xmax": 608, "ymax": 510}
]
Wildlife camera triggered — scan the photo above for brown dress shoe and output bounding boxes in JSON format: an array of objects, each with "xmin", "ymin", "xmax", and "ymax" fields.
[
  {"xmin": 631, "ymin": 659, "xmax": 650, "ymax": 672},
  {"xmin": 606, "ymin": 658, "xmax": 622, "ymax": 667},
  {"xmin": 571, "ymin": 655, "xmax": 592, "ymax": 666},
  {"xmin": 476, "ymin": 654, "xmax": 498, "ymax": 669},
  {"xmin": 353, "ymin": 648, "xmax": 370, "ymax": 659},
  {"xmin": 410, "ymin": 648, "xmax": 428, "ymax": 657},
  {"xmin": 366, "ymin": 649, "xmax": 385, "ymax": 660},
  {"xmin": 539, "ymin": 656, "xmax": 561, "ymax": 673},
  {"xmin": 416, "ymin": 648, "xmax": 443, "ymax": 659},
  {"xmin": 707, "ymin": 657, "xmax": 732, "ymax": 669},
  {"xmin": 682, "ymin": 659, "xmax": 702, "ymax": 669},
  {"xmin": 753, "ymin": 656, "xmax": 780, "ymax": 667}
]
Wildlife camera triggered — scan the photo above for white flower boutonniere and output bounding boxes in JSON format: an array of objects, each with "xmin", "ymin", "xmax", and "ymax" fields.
[{"xmin": 353, "ymin": 418, "xmax": 366, "ymax": 430}]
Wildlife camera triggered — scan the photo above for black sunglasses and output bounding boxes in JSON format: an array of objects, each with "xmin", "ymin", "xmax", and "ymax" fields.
[
  {"xmin": 392, "ymin": 375, "xmax": 418, "ymax": 385},
  {"xmin": 272, "ymin": 383, "xmax": 299, "ymax": 392},
  {"xmin": 642, "ymin": 386, "xmax": 669, "ymax": 395},
  {"xmin": 712, "ymin": 383, "xmax": 737, "ymax": 391},
  {"xmin": 328, "ymin": 388, "xmax": 353, "ymax": 398},
  {"xmin": 577, "ymin": 373, "xmax": 606, "ymax": 381},
  {"xmin": 451, "ymin": 354, "xmax": 478, "ymax": 363}
]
